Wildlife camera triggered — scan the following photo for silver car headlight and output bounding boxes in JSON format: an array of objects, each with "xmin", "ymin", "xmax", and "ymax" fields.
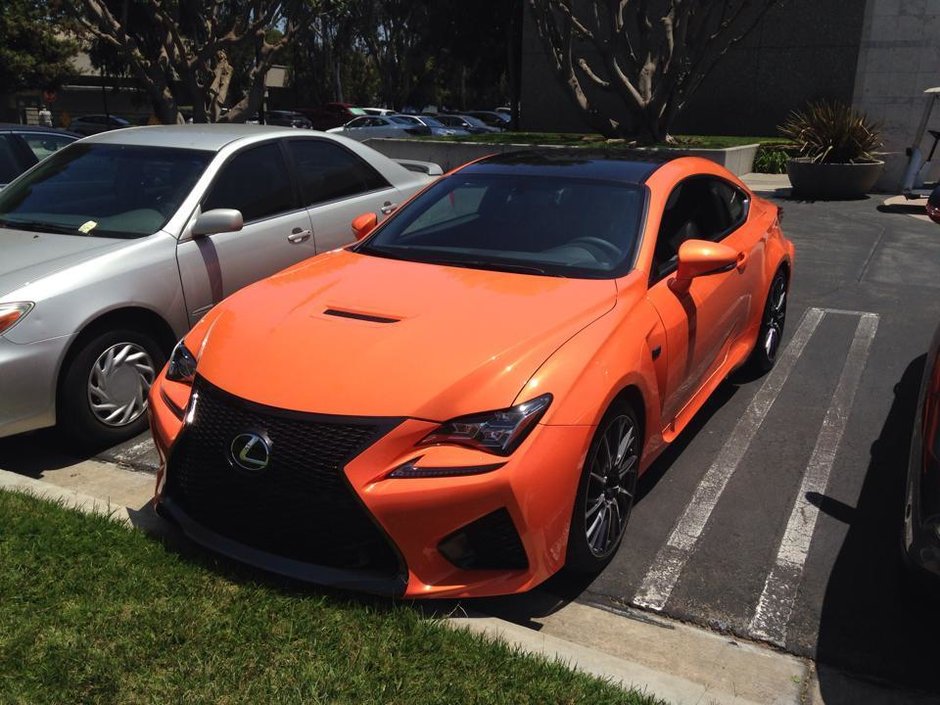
[
  {"xmin": 418, "ymin": 394, "xmax": 552, "ymax": 456},
  {"xmin": 0, "ymin": 302, "xmax": 34, "ymax": 336},
  {"xmin": 166, "ymin": 340, "xmax": 198, "ymax": 383}
]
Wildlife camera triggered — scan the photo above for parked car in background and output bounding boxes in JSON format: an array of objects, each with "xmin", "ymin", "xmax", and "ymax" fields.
[
  {"xmin": 465, "ymin": 111, "xmax": 511, "ymax": 129},
  {"xmin": 390, "ymin": 114, "xmax": 469, "ymax": 137},
  {"xmin": 300, "ymin": 103, "xmax": 368, "ymax": 131},
  {"xmin": 0, "ymin": 125, "xmax": 440, "ymax": 447},
  {"xmin": 264, "ymin": 110, "xmax": 313, "ymax": 129},
  {"xmin": 148, "ymin": 151, "xmax": 793, "ymax": 598},
  {"xmin": 363, "ymin": 108, "xmax": 398, "ymax": 117},
  {"xmin": 67, "ymin": 114, "xmax": 131, "ymax": 136},
  {"xmin": 434, "ymin": 114, "xmax": 501, "ymax": 134},
  {"xmin": 0, "ymin": 124, "xmax": 79, "ymax": 188},
  {"xmin": 328, "ymin": 116, "xmax": 430, "ymax": 141}
]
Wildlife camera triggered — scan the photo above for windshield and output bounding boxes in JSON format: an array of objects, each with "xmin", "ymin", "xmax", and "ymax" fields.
[
  {"xmin": 349, "ymin": 107, "xmax": 367, "ymax": 116},
  {"xmin": 0, "ymin": 143, "xmax": 213, "ymax": 238},
  {"xmin": 357, "ymin": 173, "xmax": 645, "ymax": 278},
  {"xmin": 418, "ymin": 116, "xmax": 444, "ymax": 128}
]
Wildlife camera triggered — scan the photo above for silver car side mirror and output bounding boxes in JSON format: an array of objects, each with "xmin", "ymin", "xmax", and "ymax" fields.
[{"xmin": 191, "ymin": 208, "xmax": 244, "ymax": 237}]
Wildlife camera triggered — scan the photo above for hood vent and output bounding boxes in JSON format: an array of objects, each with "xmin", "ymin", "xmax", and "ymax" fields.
[{"xmin": 323, "ymin": 308, "xmax": 400, "ymax": 324}]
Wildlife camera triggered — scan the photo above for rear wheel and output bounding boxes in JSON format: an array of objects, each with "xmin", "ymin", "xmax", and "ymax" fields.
[
  {"xmin": 58, "ymin": 328, "xmax": 164, "ymax": 450},
  {"xmin": 566, "ymin": 401, "xmax": 640, "ymax": 573},
  {"xmin": 743, "ymin": 268, "xmax": 788, "ymax": 375}
]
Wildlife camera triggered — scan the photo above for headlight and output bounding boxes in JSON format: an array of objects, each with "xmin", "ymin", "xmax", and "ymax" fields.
[
  {"xmin": 0, "ymin": 302, "xmax": 34, "ymax": 335},
  {"xmin": 419, "ymin": 394, "xmax": 552, "ymax": 456},
  {"xmin": 166, "ymin": 340, "xmax": 198, "ymax": 383}
]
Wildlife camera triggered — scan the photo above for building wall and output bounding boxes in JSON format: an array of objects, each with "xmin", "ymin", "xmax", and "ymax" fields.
[
  {"xmin": 520, "ymin": 0, "xmax": 867, "ymax": 136},
  {"xmin": 851, "ymin": 0, "xmax": 940, "ymax": 189}
]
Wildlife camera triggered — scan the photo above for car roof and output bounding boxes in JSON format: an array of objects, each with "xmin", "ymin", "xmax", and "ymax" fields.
[
  {"xmin": 461, "ymin": 150, "xmax": 677, "ymax": 184},
  {"xmin": 0, "ymin": 123, "xmax": 80, "ymax": 137},
  {"xmin": 79, "ymin": 124, "xmax": 308, "ymax": 151}
]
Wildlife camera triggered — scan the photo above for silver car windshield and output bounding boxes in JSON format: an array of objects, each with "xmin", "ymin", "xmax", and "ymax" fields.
[
  {"xmin": 358, "ymin": 173, "xmax": 645, "ymax": 279},
  {"xmin": 0, "ymin": 143, "xmax": 213, "ymax": 239}
]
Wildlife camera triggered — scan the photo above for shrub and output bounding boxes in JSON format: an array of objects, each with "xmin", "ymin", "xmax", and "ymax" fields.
[
  {"xmin": 779, "ymin": 101, "xmax": 882, "ymax": 164},
  {"xmin": 754, "ymin": 145, "xmax": 796, "ymax": 174}
]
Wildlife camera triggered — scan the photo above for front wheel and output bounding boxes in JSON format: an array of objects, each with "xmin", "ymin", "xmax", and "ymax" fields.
[
  {"xmin": 566, "ymin": 401, "xmax": 641, "ymax": 573},
  {"xmin": 58, "ymin": 329, "xmax": 164, "ymax": 450},
  {"xmin": 743, "ymin": 268, "xmax": 788, "ymax": 375}
]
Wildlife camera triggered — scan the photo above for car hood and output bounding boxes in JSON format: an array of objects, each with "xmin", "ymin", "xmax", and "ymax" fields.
[
  {"xmin": 0, "ymin": 227, "xmax": 132, "ymax": 298},
  {"xmin": 195, "ymin": 249, "xmax": 617, "ymax": 420}
]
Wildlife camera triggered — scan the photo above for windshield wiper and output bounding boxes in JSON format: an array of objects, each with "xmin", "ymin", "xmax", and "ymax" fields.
[{"xmin": 0, "ymin": 218, "xmax": 76, "ymax": 235}]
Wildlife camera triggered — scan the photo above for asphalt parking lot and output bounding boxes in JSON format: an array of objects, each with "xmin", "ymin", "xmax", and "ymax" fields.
[{"xmin": 2, "ymin": 183, "xmax": 938, "ymax": 696}]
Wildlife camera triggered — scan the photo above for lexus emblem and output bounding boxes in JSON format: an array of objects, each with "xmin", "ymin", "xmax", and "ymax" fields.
[{"xmin": 229, "ymin": 432, "xmax": 271, "ymax": 472}]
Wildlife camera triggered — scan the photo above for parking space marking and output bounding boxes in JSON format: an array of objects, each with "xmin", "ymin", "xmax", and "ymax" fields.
[
  {"xmin": 632, "ymin": 307, "xmax": 825, "ymax": 612},
  {"xmin": 749, "ymin": 312, "xmax": 878, "ymax": 646},
  {"xmin": 111, "ymin": 439, "xmax": 155, "ymax": 464}
]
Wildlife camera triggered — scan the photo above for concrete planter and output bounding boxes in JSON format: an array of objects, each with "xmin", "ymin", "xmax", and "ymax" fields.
[
  {"xmin": 786, "ymin": 158, "xmax": 884, "ymax": 199},
  {"xmin": 364, "ymin": 139, "xmax": 759, "ymax": 176}
]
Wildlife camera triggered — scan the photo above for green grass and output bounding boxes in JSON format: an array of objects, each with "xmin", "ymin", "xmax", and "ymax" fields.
[
  {"xmin": 0, "ymin": 490, "xmax": 664, "ymax": 705},
  {"xmin": 420, "ymin": 131, "xmax": 790, "ymax": 150}
]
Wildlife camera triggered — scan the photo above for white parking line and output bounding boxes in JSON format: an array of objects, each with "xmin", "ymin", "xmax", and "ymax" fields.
[
  {"xmin": 748, "ymin": 312, "xmax": 878, "ymax": 646},
  {"xmin": 632, "ymin": 307, "xmax": 825, "ymax": 611},
  {"xmin": 112, "ymin": 439, "xmax": 155, "ymax": 464}
]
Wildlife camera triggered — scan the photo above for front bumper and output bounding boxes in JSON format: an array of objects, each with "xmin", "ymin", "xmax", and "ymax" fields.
[
  {"xmin": 904, "ymin": 388, "xmax": 940, "ymax": 578},
  {"xmin": 149, "ymin": 375, "xmax": 594, "ymax": 598},
  {"xmin": 0, "ymin": 334, "xmax": 68, "ymax": 438}
]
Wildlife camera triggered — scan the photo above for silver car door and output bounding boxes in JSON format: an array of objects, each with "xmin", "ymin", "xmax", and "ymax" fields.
[
  {"xmin": 175, "ymin": 140, "xmax": 315, "ymax": 323},
  {"xmin": 283, "ymin": 138, "xmax": 403, "ymax": 253}
]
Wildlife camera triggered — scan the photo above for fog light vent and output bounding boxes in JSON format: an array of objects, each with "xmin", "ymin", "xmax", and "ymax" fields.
[{"xmin": 438, "ymin": 508, "xmax": 528, "ymax": 570}]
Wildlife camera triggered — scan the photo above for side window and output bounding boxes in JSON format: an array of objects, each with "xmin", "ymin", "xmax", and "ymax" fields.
[
  {"xmin": 202, "ymin": 143, "xmax": 295, "ymax": 223},
  {"xmin": 710, "ymin": 180, "xmax": 749, "ymax": 231},
  {"xmin": 19, "ymin": 133, "xmax": 75, "ymax": 161},
  {"xmin": 0, "ymin": 135, "xmax": 25, "ymax": 183},
  {"xmin": 347, "ymin": 117, "xmax": 368, "ymax": 128},
  {"xmin": 285, "ymin": 139, "xmax": 390, "ymax": 207}
]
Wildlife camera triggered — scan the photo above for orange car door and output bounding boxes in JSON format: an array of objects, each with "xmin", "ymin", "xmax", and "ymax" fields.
[{"xmin": 645, "ymin": 177, "xmax": 761, "ymax": 427}]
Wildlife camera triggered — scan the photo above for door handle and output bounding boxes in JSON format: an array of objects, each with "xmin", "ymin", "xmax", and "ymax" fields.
[
  {"xmin": 380, "ymin": 201, "xmax": 398, "ymax": 215},
  {"xmin": 288, "ymin": 228, "xmax": 312, "ymax": 244}
]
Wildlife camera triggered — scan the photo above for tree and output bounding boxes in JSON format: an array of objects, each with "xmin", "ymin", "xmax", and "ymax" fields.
[
  {"xmin": 527, "ymin": 0, "xmax": 781, "ymax": 141},
  {"xmin": 68, "ymin": 0, "xmax": 312, "ymax": 124},
  {"xmin": 0, "ymin": 0, "xmax": 77, "ymax": 95}
]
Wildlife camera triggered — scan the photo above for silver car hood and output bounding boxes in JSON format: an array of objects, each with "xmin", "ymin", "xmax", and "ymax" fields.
[{"xmin": 0, "ymin": 227, "xmax": 134, "ymax": 298}]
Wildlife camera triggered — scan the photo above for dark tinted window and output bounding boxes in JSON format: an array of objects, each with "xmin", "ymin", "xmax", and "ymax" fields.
[
  {"xmin": 0, "ymin": 136, "xmax": 24, "ymax": 183},
  {"xmin": 286, "ymin": 139, "xmax": 390, "ymax": 206},
  {"xmin": 358, "ymin": 173, "xmax": 644, "ymax": 279},
  {"xmin": 203, "ymin": 142, "xmax": 295, "ymax": 222},
  {"xmin": 652, "ymin": 177, "xmax": 750, "ymax": 279},
  {"xmin": 0, "ymin": 143, "xmax": 212, "ymax": 237},
  {"xmin": 19, "ymin": 132, "xmax": 76, "ymax": 161}
]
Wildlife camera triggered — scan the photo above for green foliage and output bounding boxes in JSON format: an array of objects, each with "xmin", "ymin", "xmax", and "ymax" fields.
[
  {"xmin": 0, "ymin": 490, "xmax": 664, "ymax": 705},
  {"xmin": 0, "ymin": 0, "xmax": 77, "ymax": 93},
  {"xmin": 779, "ymin": 101, "xmax": 882, "ymax": 164},
  {"xmin": 754, "ymin": 144, "xmax": 797, "ymax": 174}
]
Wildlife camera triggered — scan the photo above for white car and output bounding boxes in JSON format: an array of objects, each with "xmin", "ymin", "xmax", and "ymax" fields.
[
  {"xmin": 362, "ymin": 108, "xmax": 398, "ymax": 117},
  {"xmin": 328, "ymin": 116, "xmax": 430, "ymax": 141},
  {"xmin": 0, "ymin": 125, "xmax": 441, "ymax": 446}
]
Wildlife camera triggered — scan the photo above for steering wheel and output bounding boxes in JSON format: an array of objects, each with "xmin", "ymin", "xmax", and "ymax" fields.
[{"xmin": 566, "ymin": 236, "xmax": 622, "ymax": 262}]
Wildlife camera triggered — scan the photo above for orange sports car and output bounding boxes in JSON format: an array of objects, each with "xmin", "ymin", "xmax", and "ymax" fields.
[{"xmin": 149, "ymin": 152, "xmax": 794, "ymax": 598}]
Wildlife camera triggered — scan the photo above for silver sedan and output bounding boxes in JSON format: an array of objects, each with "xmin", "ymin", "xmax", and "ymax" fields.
[{"xmin": 0, "ymin": 125, "xmax": 439, "ymax": 447}]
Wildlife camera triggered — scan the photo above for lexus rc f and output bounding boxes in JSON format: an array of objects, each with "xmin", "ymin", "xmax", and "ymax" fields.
[{"xmin": 149, "ymin": 152, "xmax": 794, "ymax": 598}]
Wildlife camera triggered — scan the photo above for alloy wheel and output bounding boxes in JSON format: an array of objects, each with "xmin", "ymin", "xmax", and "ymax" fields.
[
  {"xmin": 584, "ymin": 414, "xmax": 639, "ymax": 557},
  {"xmin": 763, "ymin": 275, "xmax": 787, "ymax": 362}
]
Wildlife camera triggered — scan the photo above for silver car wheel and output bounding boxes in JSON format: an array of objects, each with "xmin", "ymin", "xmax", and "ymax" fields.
[
  {"xmin": 584, "ymin": 414, "xmax": 638, "ymax": 557},
  {"xmin": 87, "ymin": 342, "xmax": 156, "ymax": 427}
]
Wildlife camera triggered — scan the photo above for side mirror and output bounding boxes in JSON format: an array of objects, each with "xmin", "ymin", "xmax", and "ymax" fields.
[
  {"xmin": 191, "ymin": 208, "xmax": 243, "ymax": 237},
  {"xmin": 351, "ymin": 212, "xmax": 378, "ymax": 241},
  {"xmin": 669, "ymin": 239, "xmax": 739, "ymax": 294},
  {"xmin": 927, "ymin": 185, "xmax": 940, "ymax": 224}
]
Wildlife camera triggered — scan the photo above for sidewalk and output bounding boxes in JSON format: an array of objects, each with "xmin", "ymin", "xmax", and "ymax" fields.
[{"xmin": 0, "ymin": 452, "xmax": 933, "ymax": 704}]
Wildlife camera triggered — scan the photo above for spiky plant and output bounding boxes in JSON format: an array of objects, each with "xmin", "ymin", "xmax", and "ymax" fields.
[{"xmin": 779, "ymin": 101, "xmax": 882, "ymax": 164}]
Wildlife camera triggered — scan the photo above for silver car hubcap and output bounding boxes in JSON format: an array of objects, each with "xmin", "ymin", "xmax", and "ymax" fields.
[
  {"xmin": 585, "ymin": 414, "xmax": 639, "ymax": 557},
  {"xmin": 87, "ymin": 343, "xmax": 156, "ymax": 427},
  {"xmin": 763, "ymin": 277, "xmax": 787, "ymax": 361}
]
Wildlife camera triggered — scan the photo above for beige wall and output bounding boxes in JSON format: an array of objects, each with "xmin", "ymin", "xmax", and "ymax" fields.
[{"xmin": 852, "ymin": 0, "xmax": 940, "ymax": 189}]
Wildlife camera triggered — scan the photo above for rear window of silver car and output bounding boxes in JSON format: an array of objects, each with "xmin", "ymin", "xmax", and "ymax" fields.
[{"xmin": 0, "ymin": 143, "xmax": 213, "ymax": 238}]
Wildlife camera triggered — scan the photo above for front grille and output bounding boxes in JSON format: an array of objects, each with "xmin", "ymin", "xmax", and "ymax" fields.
[
  {"xmin": 165, "ymin": 377, "xmax": 403, "ymax": 575},
  {"xmin": 438, "ymin": 508, "xmax": 529, "ymax": 571}
]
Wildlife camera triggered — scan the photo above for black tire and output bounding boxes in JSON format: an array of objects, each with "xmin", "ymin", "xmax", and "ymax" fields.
[
  {"xmin": 58, "ymin": 328, "xmax": 165, "ymax": 450},
  {"xmin": 743, "ymin": 268, "xmax": 788, "ymax": 376},
  {"xmin": 566, "ymin": 400, "xmax": 641, "ymax": 573}
]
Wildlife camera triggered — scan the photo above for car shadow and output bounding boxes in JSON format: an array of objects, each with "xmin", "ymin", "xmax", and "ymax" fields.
[
  {"xmin": 0, "ymin": 428, "xmax": 90, "ymax": 475},
  {"xmin": 815, "ymin": 354, "xmax": 940, "ymax": 696}
]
